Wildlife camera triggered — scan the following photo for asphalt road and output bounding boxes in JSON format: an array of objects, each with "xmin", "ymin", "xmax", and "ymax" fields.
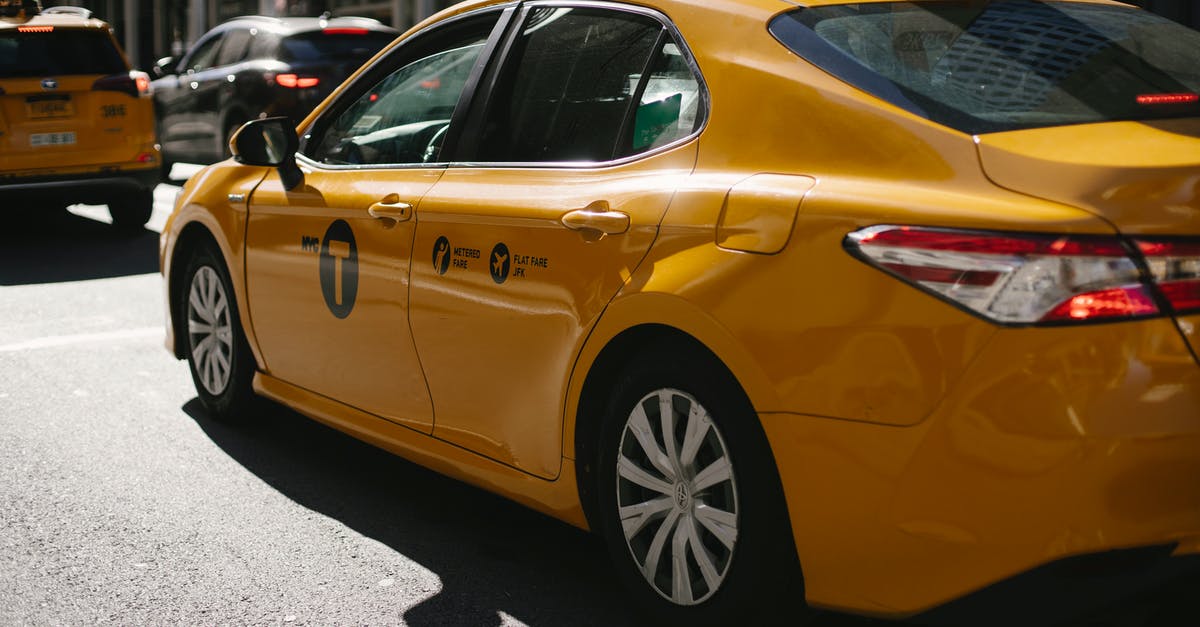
[{"xmin": 0, "ymin": 172, "xmax": 1190, "ymax": 626}]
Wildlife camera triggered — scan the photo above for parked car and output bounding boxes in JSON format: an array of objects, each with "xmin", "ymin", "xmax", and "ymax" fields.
[
  {"xmin": 0, "ymin": 0, "xmax": 159, "ymax": 230},
  {"xmin": 161, "ymin": 0, "xmax": 1200, "ymax": 624},
  {"xmin": 151, "ymin": 14, "xmax": 397, "ymax": 175}
]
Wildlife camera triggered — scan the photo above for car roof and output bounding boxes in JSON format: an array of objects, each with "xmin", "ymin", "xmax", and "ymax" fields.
[{"xmin": 433, "ymin": 0, "xmax": 1137, "ymax": 21}]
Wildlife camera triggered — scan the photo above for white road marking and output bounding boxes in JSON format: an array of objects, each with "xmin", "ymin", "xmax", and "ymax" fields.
[{"xmin": 0, "ymin": 327, "xmax": 162, "ymax": 353}]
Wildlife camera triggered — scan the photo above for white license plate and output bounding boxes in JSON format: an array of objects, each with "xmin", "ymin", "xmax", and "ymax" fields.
[{"xmin": 30, "ymin": 132, "xmax": 76, "ymax": 147}]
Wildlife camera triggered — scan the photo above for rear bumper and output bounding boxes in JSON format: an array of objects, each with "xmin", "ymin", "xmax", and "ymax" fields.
[
  {"xmin": 762, "ymin": 316, "xmax": 1200, "ymax": 619},
  {"xmin": 0, "ymin": 167, "xmax": 160, "ymax": 204}
]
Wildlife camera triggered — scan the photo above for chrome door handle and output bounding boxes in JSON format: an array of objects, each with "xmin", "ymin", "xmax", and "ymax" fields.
[
  {"xmin": 561, "ymin": 200, "xmax": 629, "ymax": 239},
  {"xmin": 368, "ymin": 196, "xmax": 413, "ymax": 224}
]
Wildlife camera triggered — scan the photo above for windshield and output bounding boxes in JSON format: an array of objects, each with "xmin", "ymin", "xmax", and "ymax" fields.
[
  {"xmin": 769, "ymin": 1, "xmax": 1200, "ymax": 134},
  {"xmin": 280, "ymin": 31, "xmax": 395, "ymax": 62},
  {"xmin": 0, "ymin": 30, "xmax": 126, "ymax": 77}
]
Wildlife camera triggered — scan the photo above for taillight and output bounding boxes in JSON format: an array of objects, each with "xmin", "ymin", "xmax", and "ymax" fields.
[
  {"xmin": 845, "ymin": 225, "xmax": 1157, "ymax": 325},
  {"xmin": 92, "ymin": 71, "xmax": 151, "ymax": 98},
  {"xmin": 275, "ymin": 74, "xmax": 320, "ymax": 89},
  {"xmin": 1136, "ymin": 239, "xmax": 1200, "ymax": 314},
  {"xmin": 323, "ymin": 27, "xmax": 369, "ymax": 35}
]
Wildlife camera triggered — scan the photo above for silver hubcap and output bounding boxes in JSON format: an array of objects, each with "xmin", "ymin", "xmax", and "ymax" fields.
[
  {"xmin": 616, "ymin": 388, "xmax": 738, "ymax": 605},
  {"xmin": 187, "ymin": 266, "xmax": 233, "ymax": 396}
]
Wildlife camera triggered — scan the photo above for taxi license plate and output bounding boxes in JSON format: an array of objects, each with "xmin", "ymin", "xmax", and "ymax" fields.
[
  {"xmin": 26, "ymin": 96, "xmax": 73, "ymax": 119},
  {"xmin": 30, "ymin": 132, "xmax": 77, "ymax": 147}
]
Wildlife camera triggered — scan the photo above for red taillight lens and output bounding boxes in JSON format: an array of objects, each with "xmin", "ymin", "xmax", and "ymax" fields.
[
  {"xmin": 92, "ymin": 71, "xmax": 151, "ymax": 98},
  {"xmin": 323, "ymin": 27, "xmax": 369, "ymax": 35},
  {"xmin": 1137, "ymin": 93, "xmax": 1199, "ymax": 105},
  {"xmin": 846, "ymin": 225, "xmax": 1157, "ymax": 325},
  {"xmin": 1136, "ymin": 239, "xmax": 1200, "ymax": 314},
  {"xmin": 275, "ymin": 73, "xmax": 320, "ymax": 89}
]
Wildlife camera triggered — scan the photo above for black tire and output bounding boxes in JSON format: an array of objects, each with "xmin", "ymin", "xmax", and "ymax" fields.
[
  {"xmin": 161, "ymin": 156, "xmax": 176, "ymax": 182},
  {"xmin": 595, "ymin": 340, "xmax": 806, "ymax": 626},
  {"xmin": 108, "ymin": 189, "xmax": 153, "ymax": 232},
  {"xmin": 180, "ymin": 241, "xmax": 257, "ymax": 420}
]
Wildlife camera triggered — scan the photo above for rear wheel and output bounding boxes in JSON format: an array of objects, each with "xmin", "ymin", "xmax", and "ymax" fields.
[
  {"xmin": 181, "ymin": 242, "xmax": 257, "ymax": 420},
  {"xmin": 108, "ymin": 189, "xmax": 152, "ymax": 232},
  {"xmin": 595, "ymin": 342, "xmax": 806, "ymax": 626}
]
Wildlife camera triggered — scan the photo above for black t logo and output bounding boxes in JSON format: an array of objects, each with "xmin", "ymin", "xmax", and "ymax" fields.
[{"xmin": 319, "ymin": 220, "xmax": 358, "ymax": 318}]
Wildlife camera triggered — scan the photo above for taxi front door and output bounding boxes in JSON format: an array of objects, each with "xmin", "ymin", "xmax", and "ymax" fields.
[
  {"xmin": 244, "ymin": 166, "xmax": 438, "ymax": 432},
  {"xmin": 241, "ymin": 12, "xmax": 503, "ymax": 433}
]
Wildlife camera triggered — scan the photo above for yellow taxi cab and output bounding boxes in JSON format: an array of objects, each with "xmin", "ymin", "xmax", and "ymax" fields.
[
  {"xmin": 0, "ymin": 0, "xmax": 159, "ymax": 230},
  {"xmin": 160, "ymin": 0, "xmax": 1200, "ymax": 623}
]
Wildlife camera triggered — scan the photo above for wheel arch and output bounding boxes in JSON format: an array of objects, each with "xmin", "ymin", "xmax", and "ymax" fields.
[
  {"xmin": 165, "ymin": 212, "xmax": 263, "ymax": 372},
  {"xmin": 569, "ymin": 292, "xmax": 782, "ymax": 533},
  {"xmin": 167, "ymin": 221, "xmax": 223, "ymax": 357}
]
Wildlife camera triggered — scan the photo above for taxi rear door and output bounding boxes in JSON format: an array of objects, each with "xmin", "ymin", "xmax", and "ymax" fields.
[{"xmin": 408, "ymin": 5, "xmax": 704, "ymax": 479}]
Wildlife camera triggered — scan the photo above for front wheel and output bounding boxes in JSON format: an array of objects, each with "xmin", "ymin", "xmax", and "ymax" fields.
[
  {"xmin": 596, "ymin": 343, "xmax": 806, "ymax": 626},
  {"xmin": 181, "ymin": 242, "xmax": 257, "ymax": 420}
]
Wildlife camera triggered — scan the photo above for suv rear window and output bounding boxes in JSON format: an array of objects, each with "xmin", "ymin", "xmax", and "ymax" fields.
[
  {"xmin": 280, "ymin": 31, "xmax": 395, "ymax": 62},
  {"xmin": 0, "ymin": 29, "xmax": 126, "ymax": 77},
  {"xmin": 769, "ymin": 1, "xmax": 1200, "ymax": 134}
]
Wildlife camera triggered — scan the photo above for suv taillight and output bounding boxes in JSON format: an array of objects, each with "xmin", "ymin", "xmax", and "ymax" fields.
[
  {"xmin": 274, "ymin": 74, "xmax": 320, "ymax": 89},
  {"xmin": 92, "ymin": 71, "xmax": 151, "ymax": 98},
  {"xmin": 843, "ymin": 225, "xmax": 1185, "ymax": 325}
]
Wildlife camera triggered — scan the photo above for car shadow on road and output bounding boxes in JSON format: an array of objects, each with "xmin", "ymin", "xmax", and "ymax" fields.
[
  {"xmin": 181, "ymin": 398, "xmax": 1194, "ymax": 627},
  {"xmin": 181, "ymin": 398, "xmax": 901, "ymax": 627},
  {"xmin": 0, "ymin": 207, "xmax": 158, "ymax": 285}
]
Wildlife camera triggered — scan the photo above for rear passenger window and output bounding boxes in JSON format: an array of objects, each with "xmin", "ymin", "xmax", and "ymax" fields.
[
  {"xmin": 216, "ymin": 28, "xmax": 252, "ymax": 66},
  {"xmin": 477, "ymin": 7, "xmax": 701, "ymax": 163}
]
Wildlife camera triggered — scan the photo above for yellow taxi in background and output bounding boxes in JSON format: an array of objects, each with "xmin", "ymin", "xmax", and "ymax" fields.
[
  {"xmin": 161, "ymin": 0, "xmax": 1200, "ymax": 624},
  {"xmin": 0, "ymin": 0, "xmax": 159, "ymax": 230}
]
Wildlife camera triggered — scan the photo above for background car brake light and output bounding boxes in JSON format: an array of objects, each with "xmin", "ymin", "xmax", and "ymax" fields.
[
  {"xmin": 92, "ymin": 71, "xmax": 151, "ymax": 98},
  {"xmin": 1136, "ymin": 239, "xmax": 1200, "ymax": 314},
  {"xmin": 274, "ymin": 73, "xmax": 320, "ymax": 89},
  {"xmin": 322, "ymin": 27, "xmax": 369, "ymax": 35},
  {"xmin": 845, "ymin": 225, "xmax": 1159, "ymax": 325}
]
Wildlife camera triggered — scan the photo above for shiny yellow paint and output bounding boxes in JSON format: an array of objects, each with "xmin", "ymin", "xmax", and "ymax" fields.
[
  {"xmin": 243, "ymin": 165, "xmax": 441, "ymax": 433},
  {"xmin": 0, "ymin": 14, "xmax": 158, "ymax": 178},
  {"xmin": 765, "ymin": 316, "xmax": 1200, "ymax": 614},
  {"xmin": 161, "ymin": 0, "xmax": 1200, "ymax": 620},
  {"xmin": 409, "ymin": 145, "xmax": 695, "ymax": 478}
]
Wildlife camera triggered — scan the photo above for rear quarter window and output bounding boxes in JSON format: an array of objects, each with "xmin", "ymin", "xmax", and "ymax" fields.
[
  {"xmin": 769, "ymin": 1, "xmax": 1200, "ymax": 133},
  {"xmin": 0, "ymin": 29, "xmax": 126, "ymax": 77}
]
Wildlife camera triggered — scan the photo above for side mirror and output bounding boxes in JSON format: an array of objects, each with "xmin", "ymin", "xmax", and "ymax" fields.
[
  {"xmin": 232, "ymin": 117, "xmax": 304, "ymax": 191},
  {"xmin": 153, "ymin": 56, "xmax": 177, "ymax": 79}
]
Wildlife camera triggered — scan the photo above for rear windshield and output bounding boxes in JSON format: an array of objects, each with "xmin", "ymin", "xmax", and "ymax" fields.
[
  {"xmin": 0, "ymin": 29, "xmax": 126, "ymax": 77},
  {"xmin": 769, "ymin": 1, "xmax": 1200, "ymax": 134},
  {"xmin": 280, "ymin": 31, "xmax": 395, "ymax": 62}
]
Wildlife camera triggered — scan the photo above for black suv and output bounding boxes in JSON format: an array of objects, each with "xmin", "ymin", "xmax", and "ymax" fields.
[{"xmin": 151, "ymin": 15, "xmax": 397, "ymax": 174}]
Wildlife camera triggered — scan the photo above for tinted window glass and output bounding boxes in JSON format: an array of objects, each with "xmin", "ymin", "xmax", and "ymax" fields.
[
  {"xmin": 0, "ymin": 30, "xmax": 125, "ymax": 77},
  {"xmin": 248, "ymin": 31, "xmax": 279, "ymax": 59},
  {"xmin": 477, "ymin": 8, "xmax": 664, "ymax": 162},
  {"xmin": 770, "ymin": 1, "xmax": 1200, "ymax": 133},
  {"xmin": 216, "ymin": 28, "xmax": 252, "ymax": 66},
  {"xmin": 280, "ymin": 32, "xmax": 395, "ymax": 62},
  {"xmin": 185, "ymin": 34, "xmax": 223, "ymax": 72},
  {"xmin": 309, "ymin": 33, "xmax": 490, "ymax": 165},
  {"xmin": 625, "ymin": 41, "xmax": 702, "ymax": 156}
]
